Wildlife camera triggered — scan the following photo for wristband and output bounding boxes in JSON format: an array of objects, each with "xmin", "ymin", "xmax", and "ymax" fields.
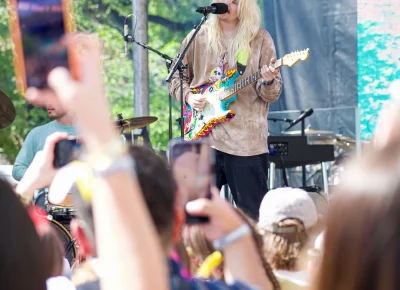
[
  {"xmin": 93, "ymin": 154, "xmax": 136, "ymax": 177},
  {"xmin": 83, "ymin": 137, "xmax": 128, "ymax": 172},
  {"xmin": 212, "ymin": 223, "xmax": 251, "ymax": 251},
  {"xmin": 262, "ymin": 79, "xmax": 275, "ymax": 86}
]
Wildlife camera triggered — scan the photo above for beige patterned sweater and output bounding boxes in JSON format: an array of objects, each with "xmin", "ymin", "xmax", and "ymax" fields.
[{"xmin": 169, "ymin": 27, "xmax": 282, "ymax": 156}]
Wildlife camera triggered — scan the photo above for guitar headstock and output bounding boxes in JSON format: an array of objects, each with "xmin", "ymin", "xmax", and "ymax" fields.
[{"xmin": 282, "ymin": 48, "xmax": 310, "ymax": 67}]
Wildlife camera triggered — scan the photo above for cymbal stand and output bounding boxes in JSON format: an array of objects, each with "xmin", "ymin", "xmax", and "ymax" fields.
[
  {"xmin": 124, "ymin": 15, "xmax": 174, "ymax": 140},
  {"xmin": 117, "ymin": 113, "xmax": 127, "ymax": 143}
]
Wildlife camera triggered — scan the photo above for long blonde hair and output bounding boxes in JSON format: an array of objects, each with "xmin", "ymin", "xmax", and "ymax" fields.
[{"xmin": 206, "ymin": 0, "xmax": 261, "ymax": 68}]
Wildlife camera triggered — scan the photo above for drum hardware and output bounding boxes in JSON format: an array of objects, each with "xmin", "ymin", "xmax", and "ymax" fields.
[
  {"xmin": 34, "ymin": 190, "xmax": 78, "ymax": 265},
  {"xmin": 0, "ymin": 89, "xmax": 16, "ymax": 129}
]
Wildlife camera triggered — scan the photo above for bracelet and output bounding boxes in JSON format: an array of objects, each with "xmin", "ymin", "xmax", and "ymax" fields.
[
  {"xmin": 93, "ymin": 154, "xmax": 136, "ymax": 177},
  {"xmin": 212, "ymin": 223, "xmax": 251, "ymax": 251},
  {"xmin": 83, "ymin": 137, "xmax": 128, "ymax": 172},
  {"xmin": 261, "ymin": 79, "xmax": 275, "ymax": 86}
]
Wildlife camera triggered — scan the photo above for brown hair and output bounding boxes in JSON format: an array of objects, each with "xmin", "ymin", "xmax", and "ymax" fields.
[
  {"xmin": 37, "ymin": 225, "xmax": 65, "ymax": 278},
  {"xmin": 184, "ymin": 208, "xmax": 281, "ymax": 289},
  {"xmin": 235, "ymin": 208, "xmax": 281, "ymax": 290},
  {"xmin": 313, "ymin": 142, "xmax": 400, "ymax": 290},
  {"xmin": 260, "ymin": 218, "xmax": 309, "ymax": 271},
  {"xmin": 0, "ymin": 179, "xmax": 47, "ymax": 290},
  {"xmin": 129, "ymin": 145, "xmax": 176, "ymax": 249},
  {"xmin": 183, "ymin": 225, "xmax": 220, "ymax": 278}
]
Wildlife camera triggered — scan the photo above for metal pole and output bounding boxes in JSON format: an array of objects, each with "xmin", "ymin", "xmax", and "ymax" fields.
[{"xmin": 133, "ymin": 0, "xmax": 149, "ymax": 117}]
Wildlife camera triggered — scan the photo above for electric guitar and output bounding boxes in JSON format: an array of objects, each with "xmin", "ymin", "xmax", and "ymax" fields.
[{"xmin": 183, "ymin": 48, "xmax": 310, "ymax": 141}]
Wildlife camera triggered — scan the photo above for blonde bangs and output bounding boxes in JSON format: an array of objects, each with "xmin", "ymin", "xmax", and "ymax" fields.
[{"xmin": 206, "ymin": 0, "xmax": 261, "ymax": 68}]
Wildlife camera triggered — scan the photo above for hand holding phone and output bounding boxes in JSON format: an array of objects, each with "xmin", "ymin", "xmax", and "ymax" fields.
[
  {"xmin": 53, "ymin": 136, "xmax": 81, "ymax": 168},
  {"xmin": 169, "ymin": 139, "xmax": 215, "ymax": 224}
]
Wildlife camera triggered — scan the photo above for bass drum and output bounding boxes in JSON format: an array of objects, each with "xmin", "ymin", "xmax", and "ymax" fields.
[{"xmin": 48, "ymin": 217, "xmax": 78, "ymax": 267}]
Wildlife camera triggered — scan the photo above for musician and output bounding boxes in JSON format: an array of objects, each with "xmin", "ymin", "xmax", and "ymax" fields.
[
  {"xmin": 169, "ymin": 0, "xmax": 282, "ymax": 218},
  {"xmin": 12, "ymin": 97, "xmax": 76, "ymax": 199}
]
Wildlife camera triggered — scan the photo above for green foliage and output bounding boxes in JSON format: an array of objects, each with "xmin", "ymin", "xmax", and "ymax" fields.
[{"xmin": 0, "ymin": 0, "xmax": 264, "ymax": 163}]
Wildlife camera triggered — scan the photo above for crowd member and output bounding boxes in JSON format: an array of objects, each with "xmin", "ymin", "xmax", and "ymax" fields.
[
  {"xmin": 132, "ymin": 145, "xmax": 275, "ymax": 289},
  {"xmin": 258, "ymin": 188, "xmax": 319, "ymax": 289},
  {"xmin": 0, "ymin": 179, "xmax": 47, "ymax": 290},
  {"xmin": 28, "ymin": 207, "xmax": 76, "ymax": 290},
  {"xmin": 312, "ymin": 141, "xmax": 400, "ymax": 290},
  {"xmin": 184, "ymin": 209, "xmax": 281, "ymax": 289},
  {"xmin": 24, "ymin": 34, "xmax": 170, "ymax": 290},
  {"xmin": 184, "ymin": 225, "xmax": 223, "ymax": 279},
  {"xmin": 47, "ymin": 143, "xmax": 275, "ymax": 289},
  {"xmin": 169, "ymin": 0, "xmax": 282, "ymax": 219}
]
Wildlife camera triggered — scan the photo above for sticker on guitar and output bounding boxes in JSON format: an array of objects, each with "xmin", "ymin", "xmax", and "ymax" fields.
[{"xmin": 183, "ymin": 48, "xmax": 310, "ymax": 141}]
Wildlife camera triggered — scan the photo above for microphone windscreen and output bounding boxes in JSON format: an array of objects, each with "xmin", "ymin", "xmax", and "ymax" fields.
[{"xmin": 211, "ymin": 3, "xmax": 229, "ymax": 14}]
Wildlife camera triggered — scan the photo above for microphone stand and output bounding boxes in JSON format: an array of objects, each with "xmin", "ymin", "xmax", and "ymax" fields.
[
  {"xmin": 268, "ymin": 117, "xmax": 293, "ymax": 123},
  {"xmin": 124, "ymin": 34, "xmax": 174, "ymax": 141},
  {"xmin": 281, "ymin": 109, "xmax": 314, "ymax": 187},
  {"xmin": 268, "ymin": 118, "xmax": 293, "ymax": 187},
  {"xmin": 165, "ymin": 13, "xmax": 210, "ymax": 140}
]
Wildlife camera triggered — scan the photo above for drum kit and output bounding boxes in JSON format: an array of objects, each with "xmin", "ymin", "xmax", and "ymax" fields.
[{"xmin": 0, "ymin": 89, "xmax": 158, "ymax": 265}]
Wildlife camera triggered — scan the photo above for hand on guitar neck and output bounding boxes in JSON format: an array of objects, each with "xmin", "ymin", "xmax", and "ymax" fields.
[
  {"xmin": 187, "ymin": 92, "xmax": 207, "ymax": 111},
  {"xmin": 260, "ymin": 58, "xmax": 279, "ymax": 84}
]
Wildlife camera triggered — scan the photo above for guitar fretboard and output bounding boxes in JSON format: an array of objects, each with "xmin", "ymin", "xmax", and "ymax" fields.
[{"xmin": 220, "ymin": 58, "xmax": 283, "ymax": 101}]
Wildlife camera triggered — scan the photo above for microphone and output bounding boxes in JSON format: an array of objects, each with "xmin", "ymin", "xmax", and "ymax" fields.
[
  {"xmin": 196, "ymin": 3, "xmax": 228, "ymax": 15},
  {"xmin": 282, "ymin": 108, "xmax": 314, "ymax": 133},
  {"xmin": 124, "ymin": 18, "xmax": 129, "ymax": 56}
]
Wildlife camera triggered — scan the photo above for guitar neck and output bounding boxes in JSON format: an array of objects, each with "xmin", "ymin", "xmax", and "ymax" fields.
[{"xmin": 220, "ymin": 58, "xmax": 283, "ymax": 101}]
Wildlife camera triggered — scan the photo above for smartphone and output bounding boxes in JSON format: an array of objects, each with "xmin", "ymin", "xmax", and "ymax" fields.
[
  {"xmin": 53, "ymin": 136, "xmax": 81, "ymax": 168},
  {"xmin": 7, "ymin": 0, "xmax": 78, "ymax": 94},
  {"xmin": 168, "ymin": 139, "xmax": 215, "ymax": 224}
]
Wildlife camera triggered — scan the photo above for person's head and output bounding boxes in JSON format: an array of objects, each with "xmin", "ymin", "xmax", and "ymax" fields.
[
  {"xmin": 67, "ymin": 145, "xmax": 177, "ymax": 260},
  {"xmin": 46, "ymin": 97, "xmax": 67, "ymax": 119},
  {"xmin": 258, "ymin": 187, "xmax": 318, "ymax": 271},
  {"xmin": 0, "ymin": 179, "xmax": 47, "ymax": 290},
  {"xmin": 129, "ymin": 145, "xmax": 178, "ymax": 252},
  {"xmin": 313, "ymin": 142, "xmax": 400, "ymax": 290},
  {"xmin": 207, "ymin": 0, "xmax": 261, "ymax": 68},
  {"xmin": 183, "ymin": 207, "xmax": 280, "ymax": 289},
  {"xmin": 29, "ymin": 207, "xmax": 64, "ymax": 278},
  {"xmin": 183, "ymin": 225, "xmax": 224, "ymax": 280}
]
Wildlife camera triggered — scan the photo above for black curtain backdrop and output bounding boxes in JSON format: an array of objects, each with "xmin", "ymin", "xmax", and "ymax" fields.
[{"xmin": 263, "ymin": 0, "xmax": 357, "ymax": 138}]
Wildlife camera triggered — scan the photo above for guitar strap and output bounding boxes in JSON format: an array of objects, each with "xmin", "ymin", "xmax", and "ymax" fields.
[{"xmin": 237, "ymin": 49, "xmax": 249, "ymax": 75}]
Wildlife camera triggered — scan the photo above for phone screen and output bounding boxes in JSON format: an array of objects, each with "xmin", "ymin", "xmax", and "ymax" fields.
[
  {"xmin": 53, "ymin": 137, "xmax": 82, "ymax": 168},
  {"xmin": 19, "ymin": 0, "xmax": 68, "ymax": 88},
  {"xmin": 8, "ymin": 0, "xmax": 76, "ymax": 93},
  {"xmin": 169, "ymin": 139, "xmax": 215, "ymax": 224}
]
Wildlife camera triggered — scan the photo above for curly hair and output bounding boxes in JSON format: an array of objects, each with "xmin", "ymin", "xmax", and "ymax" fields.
[{"xmin": 260, "ymin": 218, "xmax": 309, "ymax": 271}]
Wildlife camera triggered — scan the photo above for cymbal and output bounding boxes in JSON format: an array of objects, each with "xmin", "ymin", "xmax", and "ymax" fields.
[
  {"xmin": 115, "ymin": 116, "xmax": 158, "ymax": 133},
  {"xmin": 0, "ymin": 90, "xmax": 16, "ymax": 129},
  {"xmin": 335, "ymin": 135, "xmax": 356, "ymax": 144},
  {"xmin": 335, "ymin": 135, "xmax": 356, "ymax": 150},
  {"xmin": 284, "ymin": 128, "xmax": 334, "ymax": 136}
]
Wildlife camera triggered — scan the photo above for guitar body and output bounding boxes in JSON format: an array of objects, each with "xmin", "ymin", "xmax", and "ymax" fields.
[{"xmin": 183, "ymin": 70, "xmax": 240, "ymax": 140}]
